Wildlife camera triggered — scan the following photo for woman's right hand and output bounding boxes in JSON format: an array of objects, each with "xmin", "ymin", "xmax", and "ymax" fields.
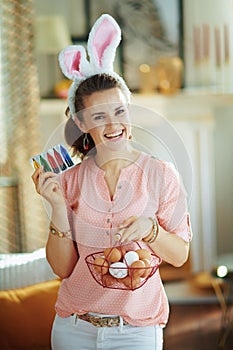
[{"xmin": 31, "ymin": 167, "xmax": 66, "ymax": 208}]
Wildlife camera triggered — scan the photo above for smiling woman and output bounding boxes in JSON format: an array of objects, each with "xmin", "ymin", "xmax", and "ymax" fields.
[
  {"xmin": 31, "ymin": 14, "xmax": 192, "ymax": 350},
  {"xmin": 29, "ymin": 14, "xmax": 192, "ymax": 350}
]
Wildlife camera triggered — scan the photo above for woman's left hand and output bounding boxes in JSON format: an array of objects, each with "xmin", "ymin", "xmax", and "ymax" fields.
[{"xmin": 117, "ymin": 216, "xmax": 153, "ymax": 243}]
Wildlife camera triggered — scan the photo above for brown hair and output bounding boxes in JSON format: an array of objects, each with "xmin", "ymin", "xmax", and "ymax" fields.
[{"xmin": 64, "ymin": 73, "xmax": 127, "ymax": 158}]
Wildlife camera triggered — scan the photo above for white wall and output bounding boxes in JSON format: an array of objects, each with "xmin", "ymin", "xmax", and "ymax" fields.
[
  {"xmin": 213, "ymin": 107, "xmax": 233, "ymax": 255},
  {"xmin": 183, "ymin": 0, "xmax": 233, "ymax": 89}
]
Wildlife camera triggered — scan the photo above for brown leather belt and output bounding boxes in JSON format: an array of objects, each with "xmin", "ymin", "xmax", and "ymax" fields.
[{"xmin": 77, "ymin": 313, "xmax": 128, "ymax": 327}]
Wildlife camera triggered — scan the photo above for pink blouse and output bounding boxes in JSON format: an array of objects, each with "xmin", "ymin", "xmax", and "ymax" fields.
[{"xmin": 55, "ymin": 152, "xmax": 192, "ymax": 326}]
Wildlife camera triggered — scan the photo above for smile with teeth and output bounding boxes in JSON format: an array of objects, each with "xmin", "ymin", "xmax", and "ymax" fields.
[{"xmin": 104, "ymin": 130, "xmax": 124, "ymax": 139}]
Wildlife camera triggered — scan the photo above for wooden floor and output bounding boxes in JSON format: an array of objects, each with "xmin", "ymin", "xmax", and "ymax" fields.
[{"xmin": 163, "ymin": 303, "xmax": 233, "ymax": 350}]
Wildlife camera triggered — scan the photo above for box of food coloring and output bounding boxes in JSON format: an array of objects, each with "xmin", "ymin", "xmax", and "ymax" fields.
[{"xmin": 30, "ymin": 144, "xmax": 75, "ymax": 173}]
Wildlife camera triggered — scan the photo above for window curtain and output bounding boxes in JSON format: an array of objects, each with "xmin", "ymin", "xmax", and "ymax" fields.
[{"xmin": 0, "ymin": 0, "xmax": 48, "ymax": 252}]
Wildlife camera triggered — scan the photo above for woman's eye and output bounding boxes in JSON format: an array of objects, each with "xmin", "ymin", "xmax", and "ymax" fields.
[
  {"xmin": 116, "ymin": 108, "xmax": 125, "ymax": 116},
  {"xmin": 94, "ymin": 115, "xmax": 105, "ymax": 121}
]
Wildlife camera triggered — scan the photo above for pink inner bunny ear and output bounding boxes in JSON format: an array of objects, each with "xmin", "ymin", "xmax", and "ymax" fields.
[
  {"xmin": 90, "ymin": 16, "xmax": 121, "ymax": 68},
  {"xmin": 59, "ymin": 46, "xmax": 86, "ymax": 79}
]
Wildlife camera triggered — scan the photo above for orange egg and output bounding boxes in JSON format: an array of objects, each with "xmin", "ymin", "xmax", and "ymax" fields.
[
  {"xmin": 135, "ymin": 249, "xmax": 152, "ymax": 261},
  {"xmin": 118, "ymin": 246, "xmax": 127, "ymax": 259},
  {"xmin": 93, "ymin": 257, "xmax": 109, "ymax": 275},
  {"xmin": 141, "ymin": 258, "xmax": 153, "ymax": 278},
  {"xmin": 120, "ymin": 276, "xmax": 138, "ymax": 289},
  {"xmin": 121, "ymin": 276, "xmax": 131, "ymax": 288},
  {"xmin": 121, "ymin": 275, "xmax": 141, "ymax": 289},
  {"xmin": 102, "ymin": 273, "xmax": 116, "ymax": 287},
  {"xmin": 131, "ymin": 276, "xmax": 141, "ymax": 289},
  {"xmin": 130, "ymin": 260, "xmax": 145, "ymax": 277},
  {"xmin": 104, "ymin": 247, "xmax": 122, "ymax": 262}
]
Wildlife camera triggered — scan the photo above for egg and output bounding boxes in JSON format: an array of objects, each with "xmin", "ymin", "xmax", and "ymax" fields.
[
  {"xmin": 123, "ymin": 251, "xmax": 139, "ymax": 266},
  {"xmin": 122, "ymin": 275, "xmax": 141, "ymax": 289},
  {"xmin": 121, "ymin": 276, "xmax": 132, "ymax": 288},
  {"xmin": 135, "ymin": 249, "xmax": 152, "ymax": 261},
  {"xmin": 118, "ymin": 246, "xmax": 127, "ymax": 259},
  {"xmin": 102, "ymin": 273, "xmax": 116, "ymax": 287},
  {"xmin": 141, "ymin": 258, "xmax": 153, "ymax": 278},
  {"xmin": 130, "ymin": 260, "xmax": 146, "ymax": 277},
  {"xmin": 93, "ymin": 257, "xmax": 109, "ymax": 275},
  {"xmin": 131, "ymin": 276, "xmax": 141, "ymax": 289},
  {"xmin": 109, "ymin": 262, "xmax": 128, "ymax": 279},
  {"xmin": 104, "ymin": 247, "xmax": 122, "ymax": 263}
]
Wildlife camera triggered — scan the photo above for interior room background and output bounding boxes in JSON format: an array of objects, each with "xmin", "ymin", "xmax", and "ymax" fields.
[{"xmin": 0, "ymin": 0, "xmax": 233, "ymax": 278}]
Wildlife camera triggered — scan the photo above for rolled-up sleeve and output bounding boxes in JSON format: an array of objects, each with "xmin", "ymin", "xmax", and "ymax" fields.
[{"xmin": 157, "ymin": 162, "xmax": 192, "ymax": 242}]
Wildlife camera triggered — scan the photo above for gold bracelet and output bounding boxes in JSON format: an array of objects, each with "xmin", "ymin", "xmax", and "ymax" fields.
[
  {"xmin": 143, "ymin": 218, "xmax": 159, "ymax": 244},
  {"xmin": 49, "ymin": 223, "xmax": 72, "ymax": 239}
]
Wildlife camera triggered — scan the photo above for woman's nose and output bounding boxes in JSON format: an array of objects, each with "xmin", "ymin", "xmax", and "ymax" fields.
[{"xmin": 106, "ymin": 114, "xmax": 118, "ymax": 124}]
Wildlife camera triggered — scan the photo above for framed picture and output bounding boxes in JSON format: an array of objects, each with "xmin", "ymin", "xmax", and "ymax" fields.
[{"xmin": 88, "ymin": 0, "xmax": 183, "ymax": 91}]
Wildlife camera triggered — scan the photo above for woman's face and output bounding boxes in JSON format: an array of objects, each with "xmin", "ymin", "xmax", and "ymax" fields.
[{"xmin": 75, "ymin": 88, "xmax": 131, "ymax": 150}]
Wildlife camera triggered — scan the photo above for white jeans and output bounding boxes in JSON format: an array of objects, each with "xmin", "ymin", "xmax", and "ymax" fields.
[{"xmin": 51, "ymin": 314, "xmax": 164, "ymax": 350}]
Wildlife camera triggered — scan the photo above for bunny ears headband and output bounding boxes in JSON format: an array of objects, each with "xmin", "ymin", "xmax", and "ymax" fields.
[{"xmin": 58, "ymin": 14, "xmax": 131, "ymax": 119}]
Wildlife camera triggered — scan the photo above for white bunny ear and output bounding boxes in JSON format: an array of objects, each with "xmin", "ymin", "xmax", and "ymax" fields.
[
  {"xmin": 58, "ymin": 45, "xmax": 89, "ymax": 80},
  {"xmin": 87, "ymin": 14, "xmax": 121, "ymax": 71},
  {"xmin": 57, "ymin": 14, "xmax": 131, "ymax": 119}
]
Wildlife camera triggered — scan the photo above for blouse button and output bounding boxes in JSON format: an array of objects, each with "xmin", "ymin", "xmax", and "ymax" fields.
[
  {"xmin": 107, "ymin": 218, "xmax": 111, "ymax": 223},
  {"xmin": 106, "ymin": 230, "xmax": 110, "ymax": 235}
]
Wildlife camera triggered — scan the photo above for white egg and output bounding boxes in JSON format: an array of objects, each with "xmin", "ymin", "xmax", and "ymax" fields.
[
  {"xmin": 109, "ymin": 262, "xmax": 128, "ymax": 279},
  {"xmin": 123, "ymin": 251, "xmax": 139, "ymax": 266}
]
